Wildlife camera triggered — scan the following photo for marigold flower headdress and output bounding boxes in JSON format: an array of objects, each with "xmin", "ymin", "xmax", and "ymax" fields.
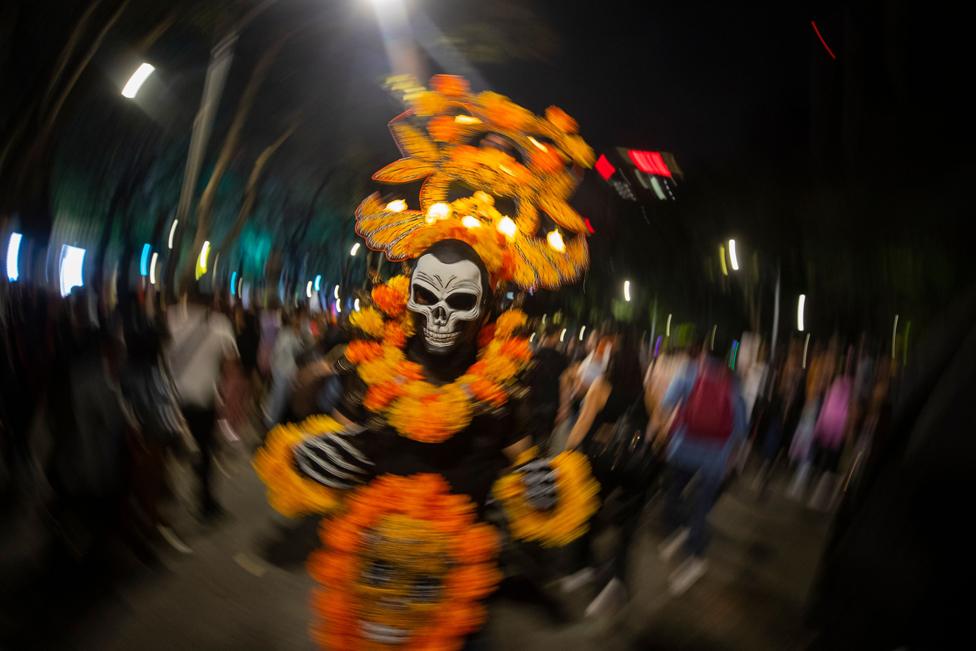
[{"xmin": 355, "ymin": 74, "xmax": 595, "ymax": 290}]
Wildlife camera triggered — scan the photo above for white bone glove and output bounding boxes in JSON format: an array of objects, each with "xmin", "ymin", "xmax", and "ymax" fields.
[
  {"xmin": 293, "ymin": 425, "xmax": 375, "ymax": 490},
  {"xmin": 517, "ymin": 457, "xmax": 558, "ymax": 510}
]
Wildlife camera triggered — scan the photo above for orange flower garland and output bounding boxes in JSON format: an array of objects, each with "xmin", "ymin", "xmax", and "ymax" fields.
[
  {"xmin": 492, "ymin": 449, "xmax": 600, "ymax": 547},
  {"xmin": 347, "ymin": 275, "xmax": 531, "ymax": 444},
  {"xmin": 308, "ymin": 474, "xmax": 501, "ymax": 650},
  {"xmin": 253, "ymin": 415, "xmax": 351, "ymax": 517}
]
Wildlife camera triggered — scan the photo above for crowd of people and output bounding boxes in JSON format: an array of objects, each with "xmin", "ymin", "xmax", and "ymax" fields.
[
  {"xmin": 521, "ymin": 320, "xmax": 896, "ymax": 616},
  {"xmin": 1, "ymin": 280, "xmax": 898, "ymax": 643}
]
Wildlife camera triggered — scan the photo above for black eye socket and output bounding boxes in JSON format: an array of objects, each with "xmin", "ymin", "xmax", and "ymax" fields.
[
  {"xmin": 413, "ymin": 285, "xmax": 437, "ymax": 306},
  {"xmin": 446, "ymin": 292, "xmax": 478, "ymax": 311}
]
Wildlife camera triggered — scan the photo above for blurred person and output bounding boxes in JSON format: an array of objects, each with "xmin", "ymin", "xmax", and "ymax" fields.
[
  {"xmin": 808, "ymin": 285, "xmax": 976, "ymax": 650},
  {"xmin": 753, "ymin": 338, "xmax": 805, "ymax": 495},
  {"xmin": 45, "ymin": 289, "xmax": 134, "ymax": 560},
  {"xmin": 807, "ymin": 358, "xmax": 854, "ymax": 511},
  {"xmin": 264, "ymin": 312, "xmax": 304, "ymax": 427},
  {"xmin": 787, "ymin": 344, "xmax": 833, "ymax": 499},
  {"xmin": 564, "ymin": 328, "xmax": 654, "ymax": 615},
  {"xmin": 525, "ymin": 325, "xmax": 571, "ymax": 450},
  {"xmin": 119, "ymin": 309, "xmax": 192, "ymax": 552},
  {"xmin": 257, "ymin": 298, "xmax": 282, "ymax": 379},
  {"xmin": 166, "ymin": 284, "xmax": 239, "ymax": 519},
  {"xmin": 233, "ymin": 305, "xmax": 261, "ymax": 382},
  {"xmin": 654, "ymin": 334, "xmax": 747, "ymax": 595}
]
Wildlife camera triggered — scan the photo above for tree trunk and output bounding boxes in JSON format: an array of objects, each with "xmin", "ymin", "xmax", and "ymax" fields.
[
  {"xmin": 181, "ymin": 34, "xmax": 290, "ymax": 286},
  {"xmin": 16, "ymin": 0, "xmax": 131, "ymax": 196},
  {"xmin": 217, "ymin": 118, "xmax": 300, "ymax": 253}
]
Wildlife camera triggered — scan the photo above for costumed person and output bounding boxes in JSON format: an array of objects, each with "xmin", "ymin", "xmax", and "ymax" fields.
[{"xmin": 254, "ymin": 74, "xmax": 601, "ymax": 650}]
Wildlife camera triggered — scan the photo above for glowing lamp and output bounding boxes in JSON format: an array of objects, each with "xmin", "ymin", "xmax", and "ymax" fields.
[
  {"xmin": 167, "ymin": 219, "xmax": 178, "ymax": 249},
  {"xmin": 497, "ymin": 216, "xmax": 518, "ymax": 239},
  {"xmin": 149, "ymin": 252, "xmax": 159, "ymax": 285},
  {"xmin": 426, "ymin": 202, "xmax": 451, "ymax": 223},
  {"xmin": 350, "ymin": 242, "xmax": 361, "ymax": 257},
  {"xmin": 461, "ymin": 215, "xmax": 481, "ymax": 229},
  {"xmin": 386, "ymin": 199, "xmax": 407, "ymax": 212},
  {"xmin": 454, "ymin": 114, "xmax": 481, "ymax": 125},
  {"xmin": 623, "ymin": 280, "xmax": 631, "ymax": 302},
  {"xmin": 121, "ymin": 62, "xmax": 155, "ymax": 99},
  {"xmin": 528, "ymin": 136, "xmax": 548, "ymax": 152},
  {"xmin": 6, "ymin": 232, "xmax": 23, "ymax": 282},
  {"xmin": 546, "ymin": 229, "xmax": 566, "ymax": 253},
  {"xmin": 306, "ymin": 281, "xmax": 313, "ymax": 299},
  {"xmin": 728, "ymin": 239, "xmax": 739, "ymax": 271},
  {"xmin": 797, "ymin": 294, "xmax": 806, "ymax": 332},
  {"xmin": 140, "ymin": 244, "xmax": 151, "ymax": 276},
  {"xmin": 59, "ymin": 245, "xmax": 86, "ymax": 297},
  {"xmin": 195, "ymin": 241, "xmax": 211, "ymax": 280},
  {"xmin": 595, "ymin": 154, "xmax": 616, "ymax": 181},
  {"xmin": 627, "ymin": 149, "xmax": 672, "ymax": 178}
]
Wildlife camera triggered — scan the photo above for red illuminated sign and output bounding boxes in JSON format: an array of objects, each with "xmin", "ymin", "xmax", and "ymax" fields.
[
  {"xmin": 595, "ymin": 154, "xmax": 616, "ymax": 181},
  {"xmin": 627, "ymin": 150, "xmax": 672, "ymax": 178}
]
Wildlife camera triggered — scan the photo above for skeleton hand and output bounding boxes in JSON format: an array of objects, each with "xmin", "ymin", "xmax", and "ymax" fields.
[
  {"xmin": 517, "ymin": 457, "xmax": 558, "ymax": 510},
  {"xmin": 293, "ymin": 425, "xmax": 375, "ymax": 490}
]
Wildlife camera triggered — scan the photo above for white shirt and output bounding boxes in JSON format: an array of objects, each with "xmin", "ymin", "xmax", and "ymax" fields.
[{"xmin": 166, "ymin": 304, "xmax": 238, "ymax": 408}]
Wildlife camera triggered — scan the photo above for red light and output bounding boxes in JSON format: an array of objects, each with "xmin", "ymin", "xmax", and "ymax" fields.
[
  {"xmin": 595, "ymin": 154, "xmax": 616, "ymax": 181},
  {"xmin": 810, "ymin": 20, "xmax": 837, "ymax": 60},
  {"xmin": 627, "ymin": 150, "xmax": 672, "ymax": 178},
  {"xmin": 584, "ymin": 217, "xmax": 596, "ymax": 234}
]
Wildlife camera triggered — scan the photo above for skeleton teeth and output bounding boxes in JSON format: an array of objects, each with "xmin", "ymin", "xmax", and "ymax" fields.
[{"xmin": 360, "ymin": 621, "xmax": 409, "ymax": 644}]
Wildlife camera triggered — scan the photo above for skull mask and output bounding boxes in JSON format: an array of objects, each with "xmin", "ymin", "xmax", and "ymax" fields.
[{"xmin": 407, "ymin": 240, "xmax": 488, "ymax": 355}]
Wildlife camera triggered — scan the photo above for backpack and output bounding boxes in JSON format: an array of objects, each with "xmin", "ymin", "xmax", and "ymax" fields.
[
  {"xmin": 680, "ymin": 363, "xmax": 734, "ymax": 442},
  {"xmin": 588, "ymin": 394, "xmax": 658, "ymax": 490}
]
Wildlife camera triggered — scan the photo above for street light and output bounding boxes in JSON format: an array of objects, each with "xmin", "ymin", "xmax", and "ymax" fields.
[
  {"xmin": 121, "ymin": 62, "xmax": 155, "ymax": 99},
  {"xmin": 728, "ymin": 239, "xmax": 739, "ymax": 271},
  {"xmin": 167, "ymin": 220, "xmax": 178, "ymax": 249},
  {"xmin": 6, "ymin": 232, "xmax": 23, "ymax": 282},
  {"xmin": 195, "ymin": 241, "xmax": 211, "ymax": 280}
]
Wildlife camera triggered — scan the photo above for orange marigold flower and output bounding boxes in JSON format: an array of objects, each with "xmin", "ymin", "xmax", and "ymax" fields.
[
  {"xmin": 349, "ymin": 306, "xmax": 385, "ymax": 338},
  {"xmin": 410, "ymin": 90, "xmax": 447, "ymax": 116},
  {"xmin": 530, "ymin": 146, "xmax": 564, "ymax": 173},
  {"xmin": 344, "ymin": 340, "xmax": 383, "ymax": 364},
  {"xmin": 371, "ymin": 275, "xmax": 410, "ymax": 317},
  {"xmin": 479, "ymin": 91, "xmax": 532, "ymax": 130},
  {"xmin": 383, "ymin": 321, "xmax": 408, "ymax": 349},
  {"xmin": 494, "ymin": 310, "xmax": 527, "ymax": 338},
  {"xmin": 363, "ymin": 382, "xmax": 402, "ymax": 411},
  {"xmin": 545, "ymin": 105, "xmax": 578, "ymax": 133},
  {"xmin": 430, "ymin": 74, "xmax": 469, "ymax": 97},
  {"xmin": 428, "ymin": 115, "xmax": 460, "ymax": 142},
  {"xmin": 477, "ymin": 324, "xmax": 496, "ymax": 348}
]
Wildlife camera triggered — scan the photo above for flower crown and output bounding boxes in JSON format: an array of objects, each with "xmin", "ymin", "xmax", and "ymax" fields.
[{"xmin": 354, "ymin": 74, "xmax": 595, "ymax": 290}]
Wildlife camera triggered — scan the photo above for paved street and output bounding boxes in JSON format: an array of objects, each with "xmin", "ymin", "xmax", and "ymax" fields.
[{"xmin": 2, "ymin": 433, "xmax": 830, "ymax": 651}]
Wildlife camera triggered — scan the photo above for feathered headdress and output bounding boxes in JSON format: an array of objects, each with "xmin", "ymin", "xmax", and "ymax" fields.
[{"xmin": 354, "ymin": 74, "xmax": 595, "ymax": 290}]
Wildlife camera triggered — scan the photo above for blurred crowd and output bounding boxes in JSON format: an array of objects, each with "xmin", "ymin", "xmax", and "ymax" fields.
[{"xmin": 0, "ymin": 280, "xmax": 915, "ymax": 646}]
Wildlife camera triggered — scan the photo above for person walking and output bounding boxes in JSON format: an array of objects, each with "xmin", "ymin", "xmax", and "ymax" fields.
[
  {"xmin": 564, "ymin": 329, "xmax": 654, "ymax": 615},
  {"xmin": 166, "ymin": 285, "xmax": 239, "ymax": 519},
  {"xmin": 655, "ymin": 335, "xmax": 747, "ymax": 595},
  {"xmin": 526, "ymin": 325, "xmax": 570, "ymax": 450}
]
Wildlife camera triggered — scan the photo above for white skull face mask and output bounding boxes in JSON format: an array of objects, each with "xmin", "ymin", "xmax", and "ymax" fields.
[{"xmin": 408, "ymin": 253, "xmax": 484, "ymax": 354}]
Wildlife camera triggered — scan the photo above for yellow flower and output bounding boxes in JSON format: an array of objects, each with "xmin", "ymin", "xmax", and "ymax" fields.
[
  {"xmin": 492, "ymin": 450, "xmax": 599, "ymax": 547},
  {"xmin": 494, "ymin": 309, "xmax": 527, "ymax": 338},
  {"xmin": 349, "ymin": 306, "xmax": 386, "ymax": 338},
  {"xmin": 410, "ymin": 90, "xmax": 448, "ymax": 117}
]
